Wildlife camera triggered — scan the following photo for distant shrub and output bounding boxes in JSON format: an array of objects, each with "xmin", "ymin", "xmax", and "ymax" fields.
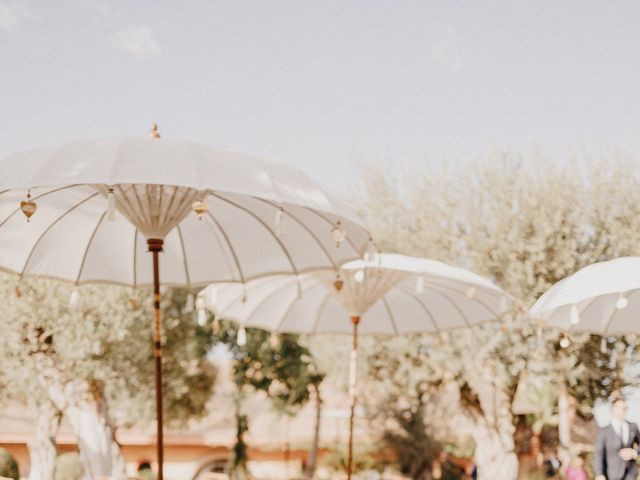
[
  {"xmin": 0, "ymin": 448, "xmax": 19, "ymax": 480},
  {"xmin": 138, "ymin": 465, "xmax": 157, "ymax": 480}
]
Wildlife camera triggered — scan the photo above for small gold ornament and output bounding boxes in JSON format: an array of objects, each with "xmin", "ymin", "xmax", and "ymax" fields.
[
  {"xmin": 334, "ymin": 275, "xmax": 344, "ymax": 292},
  {"xmin": 149, "ymin": 123, "xmax": 161, "ymax": 138},
  {"xmin": 192, "ymin": 199, "xmax": 208, "ymax": 219},
  {"xmin": 15, "ymin": 286, "xmax": 22, "ymax": 298},
  {"xmin": 20, "ymin": 191, "xmax": 37, "ymax": 221}
]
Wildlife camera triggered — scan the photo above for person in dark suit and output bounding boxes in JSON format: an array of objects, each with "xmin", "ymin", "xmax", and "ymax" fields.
[{"xmin": 595, "ymin": 398, "xmax": 640, "ymax": 480}]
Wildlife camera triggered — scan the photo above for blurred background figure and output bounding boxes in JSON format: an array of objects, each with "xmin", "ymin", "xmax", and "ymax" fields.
[
  {"xmin": 566, "ymin": 454, "xmax": 587, "ymax": 480},
  {"xmin": 543, "ymin": 451, "xmax": 561, "ymax": 478},
  {"xmin": 595, "ymin": 398, "xmax": 640, "ymax": 480}
]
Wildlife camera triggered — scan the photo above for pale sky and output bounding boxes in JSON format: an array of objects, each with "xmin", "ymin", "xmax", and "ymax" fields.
[{"xmin": 1, "ymin": 0, "xmax": 640, "ymax": 186}]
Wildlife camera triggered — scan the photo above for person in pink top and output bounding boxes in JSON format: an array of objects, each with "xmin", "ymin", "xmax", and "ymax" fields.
[{"xmin": 566, "ymin": 455, "xmax": 588, "ymax": 480}]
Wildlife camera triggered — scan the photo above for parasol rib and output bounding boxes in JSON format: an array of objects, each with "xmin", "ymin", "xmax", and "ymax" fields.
[
  {"xmin": 211, "ymin": 193, "xmax": 300, "ymax": 276},
  {"xmin": 243, "ymin": 278, "xmax": 296, "ymax": 328},
  {"xmin": 418, "ymin": 284, "xmax": 474, "ymax": 329},
  {"xmin": 0, "ymin": 185, "xmax": 81, "ymax": 229},
  {"xmin": 176, "ymin": 225, "xmax": 192, "ymax": 287},
  {"xmin": 255, "ymin": 198, "xmax": 338, "ymax": 269},
  {"xmin": 311, "ymin": 293, "xmax": 332, "ymax": 334},
  {"xmin": 19, "ymin": 192, "xmax": 100, "ymax": 279},
  {"xmin": 381, "ymin": 297, "xmax": 400, "ymax": 334},
  {"xmin": 132, "ymin": 229, "xmax": 138, "ymax": 289},
  {"xmin": 74, "ymin": 211, "xmax": 108, "ymax": 284},
  {"xmin": 603, "ymin": 290, "xmax": 640, "ymax": 335},
  {"xmin": 396, "ymin": 286, "xmax": 441, "ymax": 333},
  {"xmin": 422, "ymin": 280, "xmax": 499, "ymax": 320},
  {"xmin": 272, "ymin": 278, "xmax": 316, "ymax": 333},
  {"xmin": 205, "ymin": 211, "xmax": 246, "ymax": 284}
]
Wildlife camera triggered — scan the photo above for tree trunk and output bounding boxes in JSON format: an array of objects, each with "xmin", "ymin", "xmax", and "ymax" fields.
[
  {"xmin": 231, "ymin": 396, "xmax": 249, "ymax": 480},
  {"xmin": 305, "ymin": 384, "xmax": 323, "ymax": 480},
  {"xmin": 558, "ymin": 378, "xmax": 571, "ymax": 454},
  {"xmin": 64, "ymin": 384, "xmax": 127, "ymax": 480},
  {"xmin": 29, "ymin": 332, "xmax": 127, "ymax": 480},
  {"xmin": 471, "ymin": 425, "xmax": 518, "ymax": 479},
  {"xmin": 28, "ymin": 401, "xmax": 62, "ymax": 480},
  {"xmin": 458, "ymin": 365, "xmax": 519, "ymax": 480}
]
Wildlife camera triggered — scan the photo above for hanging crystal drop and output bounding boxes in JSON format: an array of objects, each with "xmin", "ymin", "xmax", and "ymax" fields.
[
  {"xmin": 570, "ymin": 305, "xmax": 580, "ymax": 325},
  {"xmin": 183, "ymin": 293, "xmax": 195, "ymax": 313},
  {"xmin": 237, "ymin": 326, "xmax": 247, "ymax": 346},
  {"xmin": 196, "ymin": 296, "xmax": 206, "ymax": 325},
  {"xmin": 616, "ymin": 293, "xmax": 628, "ymax": 310},
  {"xmin": 69, "ymin": 288, "xmax": 80, "ymax": 309},
  {"xmin": 197, "ymin": 308, "xmax": 207, "ymax": 326},
  {"xmin": 364, "ymin": 238, "xmax": 377, "ymax": 264},
  {"xmin": 296, "ymin": 274, "xmax": 303, "ymax": 299},
  {"xmin": 330, "ymin": 221, "xmax": 347, "ymax": 247},
  {"xmin": 207, "ymin": 286, "xmax": 218, "ymax": 307}
]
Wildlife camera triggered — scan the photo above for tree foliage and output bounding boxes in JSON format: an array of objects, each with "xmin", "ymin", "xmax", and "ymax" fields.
[
  {"xmin": 207, "ymin": 317, "xmax": 325, "ymax": 476},
  {"xmin": 0, "ymin": 276, "xmax": 217, "ymax": 428},
  {"xmin": 354, "ymin": 151, "xmax": 640, "ymax": 476},
  {"xmin": 382, "ymin": 391, "xmax": 440, "ymax": 480},
  {"xmin": 211, "ymin": 319, "xmax": 324, "ymax": 414}
]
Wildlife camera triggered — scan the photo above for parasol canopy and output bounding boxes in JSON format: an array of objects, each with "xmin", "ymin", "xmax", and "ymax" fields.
[
  {"xmin": 0, "ymin": 135, "xmax": 369, "ymax": 286},
  {"xmin": 201, "ymin": 253, "xmax": 515, "ymax": 480},
  {"xmin": 0, "ymin": 128, "xmax": 371, "ymax": 479},
  {"xmin": 203, "ymin": 253, "xmax": 515, "ymax": 335},
  {"xmin": 530, "ymin": 256, "xmax": 640, "ymax": 335}
]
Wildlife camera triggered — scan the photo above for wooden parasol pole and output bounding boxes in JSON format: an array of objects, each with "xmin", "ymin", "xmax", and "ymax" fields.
[
  {"xmin": 347, "ymin": 315, "xmax": 360, "ymax": 480},
  {"xmin": 148, "ymin": 238, "xmax": 165, "ymax": 480}
]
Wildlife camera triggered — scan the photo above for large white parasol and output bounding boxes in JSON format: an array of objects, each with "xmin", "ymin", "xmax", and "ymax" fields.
[
  {"xmin": 530, "ymin": 257, "xmax": 640, "ymax": 335},
  {"xmin": 0, "ymin": 126, "xmax": 371, "ymax": 479},
  {"xmin": 201, "ymin": 253, "xmax": 515, "ymax": 479}
]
